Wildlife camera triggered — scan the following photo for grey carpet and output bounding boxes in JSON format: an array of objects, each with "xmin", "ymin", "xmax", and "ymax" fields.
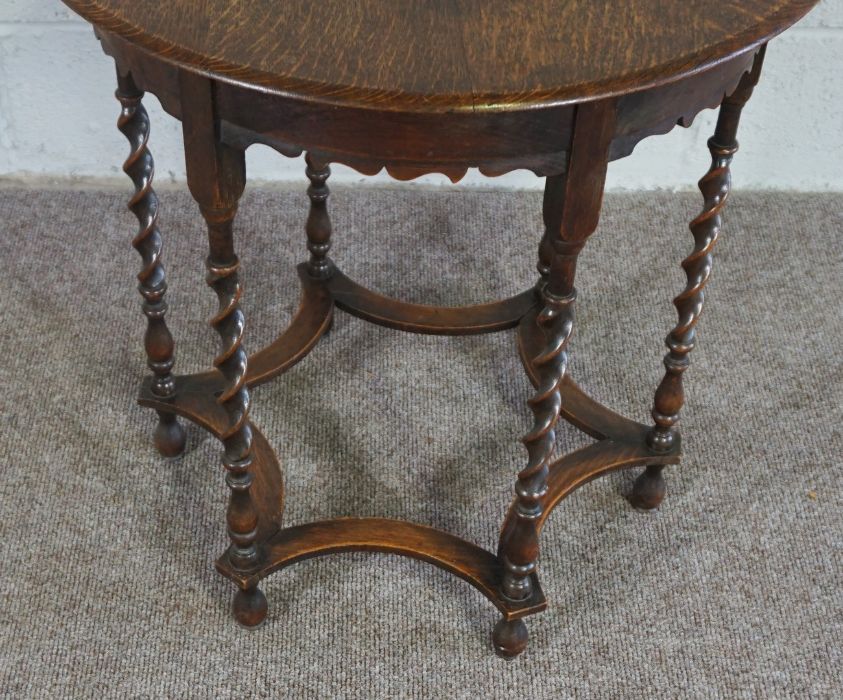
[{"xmin": 0, "ymin": 186, "xmax": 840, "ymax": 699}]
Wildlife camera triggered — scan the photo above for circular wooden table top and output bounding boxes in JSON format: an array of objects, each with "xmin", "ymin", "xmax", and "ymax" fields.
[{"xmin": 65, "ymin": 0, "xmax": 817, "ymax": 113}]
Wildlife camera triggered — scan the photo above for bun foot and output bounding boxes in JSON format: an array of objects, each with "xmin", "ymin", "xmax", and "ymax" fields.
[
  {"xmin": 154, "ymin": 411, "xmax": 187, "ymax": 458},
  {"xmin": 629, "ymin": 465, "xmax": 666, "ymax": 510},
  {"xmin": 492, "ymin": 618, "xmax": 528, "ymax": 658},
  {"xmin": 233, "ymin": 586, "xmax": 268, "ymax": 629}
]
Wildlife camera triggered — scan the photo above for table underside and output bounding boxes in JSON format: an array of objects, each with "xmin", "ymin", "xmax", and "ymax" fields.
[{"xmin": 139, "ymin": 262, "xmax": 681, "ymax": 621}]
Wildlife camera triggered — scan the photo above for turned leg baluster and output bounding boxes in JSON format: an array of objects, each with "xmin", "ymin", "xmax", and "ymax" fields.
[
  {"xmin": 495, "ymin": 100, "xmax": 617, "ymax": 658},
  {"xmin": 305, "ymin": 153, "xmax": 334, "ymax": 279},
  {"xmin": 632, "ymin": 48, "xmax": 766, "ymax": 509},
  {"xmin": 536, "ymin": 174, "xmax": 565, "ymax": 282},
  {"xmin": 115, "ymin": 71, "xmax": 186, "ymax": 458},
  {"xmin": 180, "ymin": 72, "xmax": 266, "ymax": 627}
]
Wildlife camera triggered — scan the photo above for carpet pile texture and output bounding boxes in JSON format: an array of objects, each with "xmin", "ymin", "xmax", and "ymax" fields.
[{"xmin": 0, "ymin": 187, "xmax": 840, "ymax": 698}]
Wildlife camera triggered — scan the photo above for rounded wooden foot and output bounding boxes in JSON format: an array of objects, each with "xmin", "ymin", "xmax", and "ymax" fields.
[
  {"xmin": 492, "ymin": 618, "xmax": 528, "ymax": 658},
  {"xmin": 233, "ymin": 586, "xmax": 268, "ymax": 629},
  {"xmin": 153, "ymin": 412, "xmax": 186, "ymax": 458},
  {"xmin": 629, "ymin": 465, "xmax": 666, "ymax": 510}
]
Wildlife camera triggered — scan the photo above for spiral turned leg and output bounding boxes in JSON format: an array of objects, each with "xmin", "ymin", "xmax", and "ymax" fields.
[
  {"xmin": 180, "ymin": 70, "xmax": 266, "ymax": 628},
  {"xmin": 501, "ymin": 284, "xmax": 574, "ymax": 601},
  {"xmin": 638, "ymin": 48, "xmax": 766, "ymax": 508},
  {"xmin": 204, "ymin": 214, "xmax": 266, "ymax": 627},
  {"xmin": 494, "ymin": 100, "xmax": 615, "ymax": 657},
  {"xmin": 115, "ymin": 71, "xmax": 185, "ymax": 458},
  {"xmin": 495, "ymin": 242, "xmax": 579, "ymax": 656}
]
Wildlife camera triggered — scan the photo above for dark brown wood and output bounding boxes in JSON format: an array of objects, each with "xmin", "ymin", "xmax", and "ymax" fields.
[
  {"xmin": 635, "ymin": 48, "xmax": 768, "ymax": 510},
  {"xmin": 67, "ymin": 1, "xmax": 815, "ymax": 111},
  {"xmin": 647, "ymin": 49, "xmax": 765, "ymax": 454},
  {"xmin": 629, "ymin": 465, "xmax": 669, "ymax": 511},
  {"xmin": 246, "ymin": 264, "xmax": 334, "ymax": 387},
  {"xmin": 206, "ymin": 48, "xmax": 764, "ymax": 181},
  {"xmin": 498, "ymin": 441, "xmax": 681, "ymax": 560},
  {"xmin": 518, "ymin": 311, "xmax": 648, "ymax": 443},
  {"xmin": 537, "ymin": 174, "xmax": 564, "ymax": 280},
  {"xmin": 497, "ymin": 99, "xmax": 616, "ymax": 609},
  {"xmin": 513, "ymin": 305, "xmax": 682, "ymax": 530},
  {"xmin": 61, "ymin": 0, "xmax": 820, "ymax": 658},
  {"xmin": 179, "ymin": 70, "xmax": 268, "ymax": 627},
  {"xmin": 215, "ymin": 518, "xmax": 546, "ymax": 621},
  {"xmin": 329, "ymin": 269, "xmax": 539, "ymax": 335},
  {"xmin": 89, "ymin": 15, "xmax": 796, "ymax": 182},
  {"xmin": 232, "ymin": 587, "xmax": 268, "ymax": 630},
  {"xmin": 304, "ymin": 153, "xmax": 334, "ymax": 279},
  {"xmin": 492, "ymin": 618, "xmax": 529, "ymax": 659},
  {"xmin": 138, "ymin": 373, "xmax": 284, "ymax": 543},
  {"xmin": 115, "ymin": 71, "xmax": 186, "ymax": 458}
]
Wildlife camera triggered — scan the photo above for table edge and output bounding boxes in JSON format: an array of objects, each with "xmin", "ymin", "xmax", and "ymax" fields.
[{"xmin": 62, "ymin": 0, "xmax": 819, "ymax": 114}]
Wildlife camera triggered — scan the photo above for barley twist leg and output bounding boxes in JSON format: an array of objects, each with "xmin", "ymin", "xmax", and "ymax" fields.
[
  {"xmin": 116, "ymin": 71, "xmax": 185, "ymax": 458},
  {"xmin": 633, "ymin": 48, "xmax": 766, "ymax": 509}
]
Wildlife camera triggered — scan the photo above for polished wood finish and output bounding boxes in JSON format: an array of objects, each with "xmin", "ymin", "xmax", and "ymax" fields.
[
  {"xmin": 515, "ymin": 310, "xmax": 681, "ymax": 532},
  {"xmin": 493, "ymin": 618, "xmax": 529, "ymax": 659},
  {"xmin": 304, "ymin": 153, "xmax": 334, "ymax": 279},
  {"xmin": 329, "ymin": 270, "xmax": 539, "ymax": 336},
  {"xmin": 629, "ymin": 465, "xmax": 669, "ymax": 512},
  {"xmin": 246, "ymin": 265, "xmax": 334, "ymax": 387},
  {"xmin": 648, "ymin": 49, "xmax": 766, "ymax": 455},
  {"xmin": 636, "ymin": 48, "xmax": 768, "ymax": 510},
  {"xmin": 76, "ymin": 2, "xmax": 807, "ymax": 183},
  {"xmin": 138, "ymin": 372, "xmax": 284, "ymax": 543},
  {"xmin": 217, "ymin": 518, "xmax": 546, "ymax": 620},
  {"xmin": 63, "ymin": 0, "xmax": 819, "ymax": 658},
  {"xmin": 180, "ymin": 70, "xmax": 267, "ymax": 625},
  {"xmin": 499, "ymin": 101, "xmax": 615, "ymax": 608},
  {"xmin": 232, "ymin": 587, "xmax": 268, "ymax": 630},
  {"xmin": 115, "ymin": 72, "xmax": 186, "ymax": 458},
  {"xmin": 67, "ymin": 0, "xmax": 814, "ymax": 111}
]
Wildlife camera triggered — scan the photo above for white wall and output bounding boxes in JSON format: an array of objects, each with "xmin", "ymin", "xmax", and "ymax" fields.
[{"xmin": 0, "ymin": 0, "xmax": 840, "ymax": 191}]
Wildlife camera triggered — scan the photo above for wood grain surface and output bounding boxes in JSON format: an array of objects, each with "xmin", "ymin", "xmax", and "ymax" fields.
[
  {"xmin": 73, "ymin": 0, "xmax": 820, "ymax": 654},
  {"xmin": 63, "ymin": 0, "xmax": 817, "ymax": 112}
]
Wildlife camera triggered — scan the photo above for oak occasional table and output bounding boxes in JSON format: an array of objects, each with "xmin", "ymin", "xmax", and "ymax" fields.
[{"xmin": 63, "ymin": 1, "xmax": 818, "ymax": 657}]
